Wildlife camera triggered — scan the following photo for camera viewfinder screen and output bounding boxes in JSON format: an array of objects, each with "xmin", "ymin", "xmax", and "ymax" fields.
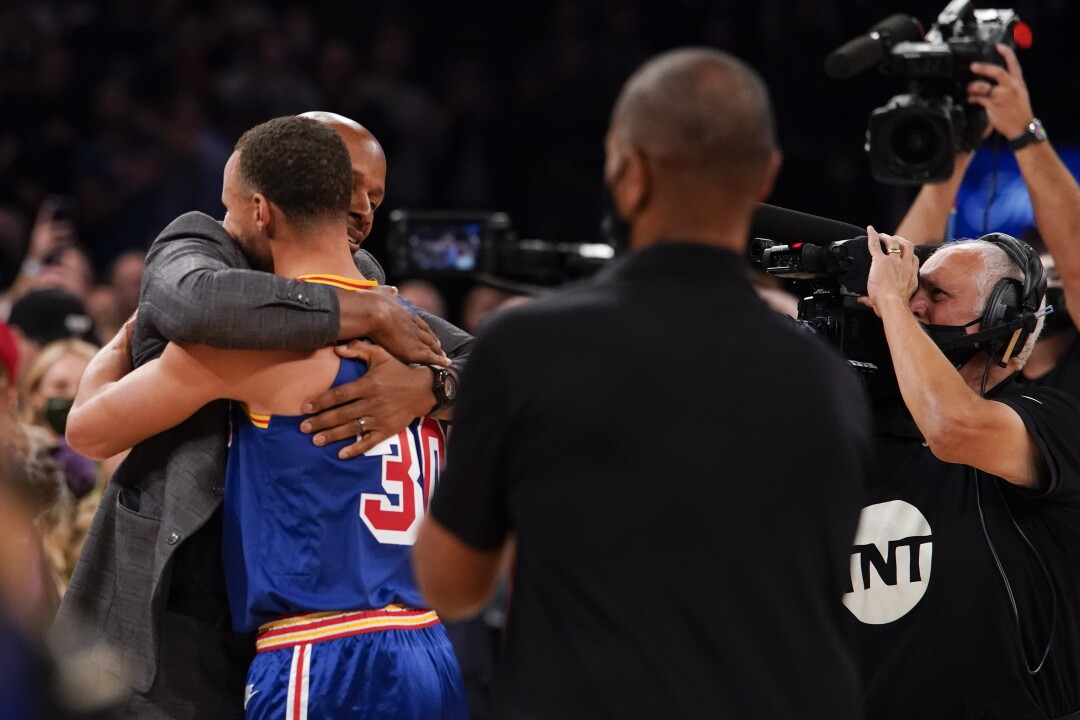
[{"xmin": 407, "ymin": 222, "xmax": 483, "ymax": 272}]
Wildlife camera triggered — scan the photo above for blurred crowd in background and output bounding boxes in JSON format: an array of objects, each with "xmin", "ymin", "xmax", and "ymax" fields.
[
  {"xmin": 2, "ymin": 0, "xmax": 1078, "ymax": 303},
  {"xmin": 0, "ymin": 1, "xmax": 1077, "ymax": 715},
  {"xmin": 0, "ymin": 0, "xmax": 1078, "ymax": 672}
]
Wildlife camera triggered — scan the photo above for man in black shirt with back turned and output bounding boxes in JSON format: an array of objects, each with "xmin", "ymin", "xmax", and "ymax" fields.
[{"xmin": 413, "ymin": 48, "xmax": 872, "ymax": 719}]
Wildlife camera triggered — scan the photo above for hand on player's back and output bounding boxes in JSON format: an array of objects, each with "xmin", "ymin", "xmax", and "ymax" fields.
[{"xmin": 300, "ymin": 340, "xmax": 435, "ymax": 459}]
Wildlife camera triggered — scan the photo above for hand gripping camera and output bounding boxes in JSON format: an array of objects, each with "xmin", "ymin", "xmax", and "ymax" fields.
[{"xmin": 826, "ymin": 0, "xmax": 1031, "ymax": 185}]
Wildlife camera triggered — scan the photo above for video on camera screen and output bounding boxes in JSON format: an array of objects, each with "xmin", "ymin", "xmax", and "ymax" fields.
[{"xmin": 406, "ymin": 222, "xmax": 483, "ymax": 272}]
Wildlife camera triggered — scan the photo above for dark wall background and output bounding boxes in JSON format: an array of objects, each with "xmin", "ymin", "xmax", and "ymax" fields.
[{"xmin": 0, "ymin": 0, "xmax": 1073, "ymax": 280}]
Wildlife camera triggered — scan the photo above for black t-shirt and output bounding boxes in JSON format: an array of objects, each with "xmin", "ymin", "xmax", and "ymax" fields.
[
  {"xmin": 431, "ymin": 243, "xmax": 872, "ymax": 720},
  {"xmin": 848, "ymin": 381, "xmax": 1080, "ymax": 720},
  {"xmin": 1021, "ymin": 332, "xmax": 1080, "ymax": 403}
]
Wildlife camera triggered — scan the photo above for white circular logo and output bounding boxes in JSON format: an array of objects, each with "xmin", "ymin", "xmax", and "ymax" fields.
[{"xmin": 843, "ymin": 499, "xmax": 933, "ymax": 625}]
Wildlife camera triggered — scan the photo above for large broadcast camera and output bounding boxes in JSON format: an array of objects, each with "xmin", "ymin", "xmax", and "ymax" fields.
[
  {"xmin": 752, "ymin": 243, "xmax": 888, "ymax": 382},
  {"xmin": 750, "ymin": 205, "xmax": 935, "ymax": 396},
  {"xmin": 826, "ymin": 0, "xmax": 1032, "ymax": 185},
  {"xmin": 384, "ymin": 209, "xmax": 614, "ymax": 290}
]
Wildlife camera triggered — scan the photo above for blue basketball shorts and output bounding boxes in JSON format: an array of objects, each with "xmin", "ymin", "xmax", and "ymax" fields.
[{"xmin": 245, "ymin": 607, "xmax": 468, "ymax": 720}]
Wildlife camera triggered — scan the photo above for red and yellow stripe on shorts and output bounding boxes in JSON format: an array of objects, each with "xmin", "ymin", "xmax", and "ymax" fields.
[
  {"xmin": 258, "ymin": 606, "xmax": 442, "ymax": 720},
  {"xmin": 256, "ymin": 606, "xmax": 440, "ymax": 653}
]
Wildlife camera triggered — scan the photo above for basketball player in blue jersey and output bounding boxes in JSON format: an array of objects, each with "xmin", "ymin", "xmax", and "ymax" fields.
[{"xmin": 66, "ymin": 116, "xmax": 467, "ymax": 720}]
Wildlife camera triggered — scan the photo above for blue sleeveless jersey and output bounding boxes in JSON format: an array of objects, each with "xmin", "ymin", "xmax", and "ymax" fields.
[{"xmin": 222, "ymin": 357, "xmax": 445, "ymax": 633}]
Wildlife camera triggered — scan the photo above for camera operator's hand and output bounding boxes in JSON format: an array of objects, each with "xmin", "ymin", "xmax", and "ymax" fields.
[
  {"xmin": 968, "ymin": 44, "xmax": 1034, "ymax": 141},
  {"xmin": 858, "ymin": 226, "xmax": 919, "ymax": 318}
]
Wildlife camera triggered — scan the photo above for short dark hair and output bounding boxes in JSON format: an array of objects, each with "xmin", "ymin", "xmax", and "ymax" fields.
[
  {"xmin": 612, "ymin": 48, "xmax": 776, "ymax": 190},
  {"xmin": 235, "ymin": 116, "xmax": 352, "ymax": 227}
]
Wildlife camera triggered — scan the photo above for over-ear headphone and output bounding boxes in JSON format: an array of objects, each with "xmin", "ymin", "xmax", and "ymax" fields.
[{"xmin": 976, "ymin": 232, "xmax": 1047, "ymax": 367}]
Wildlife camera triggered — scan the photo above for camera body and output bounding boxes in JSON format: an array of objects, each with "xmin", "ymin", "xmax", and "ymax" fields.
[
  {"xmin": 865, "ymin": 1, "xmax": 1020, "ymax": 185},
  {"xmin": 752, "ymin": 237, "xmax": 892, "ymax": 382},
  {"xmin": 385, "ymin": 209, "xmax": 613, "ymax": 287},
  {"xmin": 752, "ymin": 234, "xmax": 939, "ymax": 398}
]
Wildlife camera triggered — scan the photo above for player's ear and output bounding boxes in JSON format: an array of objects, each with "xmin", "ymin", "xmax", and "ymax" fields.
[{"xmin": 252, "ymin": 193, "xmax": 274, "ymax": 236}]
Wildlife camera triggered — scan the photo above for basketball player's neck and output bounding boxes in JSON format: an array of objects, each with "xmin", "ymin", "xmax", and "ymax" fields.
[{"xmin": 272, "ymin": 226, "xmax": 364, "ymax": 281}]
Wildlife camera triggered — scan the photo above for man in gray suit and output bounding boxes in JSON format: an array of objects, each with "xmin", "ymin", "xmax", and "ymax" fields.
[{"xmin": 53, "ymin": 115, "xmax": 471, "ymax": 719}]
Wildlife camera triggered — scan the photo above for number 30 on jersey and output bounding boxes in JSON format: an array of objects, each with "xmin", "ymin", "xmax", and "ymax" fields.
[{"xmin": 359, "ymin": 418, "xmax": 445, "ymax": 545}]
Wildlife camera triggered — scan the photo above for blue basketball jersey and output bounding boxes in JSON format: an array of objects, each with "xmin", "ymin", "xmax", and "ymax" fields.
[{"xmin": 222, "ymin": 357, "xmax": 445, "ymax": 633}]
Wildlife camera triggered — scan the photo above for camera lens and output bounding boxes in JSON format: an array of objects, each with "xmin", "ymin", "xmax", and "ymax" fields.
[
  {"xmin": 868, "ymin": 95, "xmax": 960, "ymax": 184},
  {"xmin": 889, "ymin": 116, "xmax": 941, "ymax": 167}
]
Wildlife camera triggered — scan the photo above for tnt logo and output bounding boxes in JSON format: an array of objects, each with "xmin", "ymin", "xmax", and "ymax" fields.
[{"xmin": 843, "ymin": 500, "xmax": 933, "ymax": 625}]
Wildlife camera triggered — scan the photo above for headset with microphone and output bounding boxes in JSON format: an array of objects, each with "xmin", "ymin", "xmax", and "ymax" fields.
[{"xmin": 929, "ymin": 232, "xmax": 1049, "ymax": 368}]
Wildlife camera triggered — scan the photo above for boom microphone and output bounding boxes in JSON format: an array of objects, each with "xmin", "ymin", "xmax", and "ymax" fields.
[
  {"xmin": 824, "ymin": 14, "xmax": 924, "ymax": 80},
  {"xmin": 750, "ymin": 203, "xmax": 865, "ymax": 247}
]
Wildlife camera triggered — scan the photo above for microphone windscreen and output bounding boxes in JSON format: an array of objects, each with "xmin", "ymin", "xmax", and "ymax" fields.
[
  {"xmin": 824, "ymin": 14, "xmax": 923, "ymax": 80},
  {"xmin": 750, "ymin": 204, "xmax": 864, "ymax": 247},
  {"xmin": 870, "ymin": 13, "xmax": 923, "ymax": 39},
  {"xmin": 825, "ymin": 35, "xmax": 885, "ymax": 80}
]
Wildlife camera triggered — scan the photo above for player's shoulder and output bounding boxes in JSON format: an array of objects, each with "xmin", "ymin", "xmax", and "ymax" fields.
[{"xmin": 170, "ymin": 343, "xmax": 319, "ymax": 396}]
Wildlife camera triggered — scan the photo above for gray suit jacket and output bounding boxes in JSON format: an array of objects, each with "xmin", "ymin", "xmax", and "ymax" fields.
[{"xmin": 53, "ymin": 211, "xmax": 472, "ymax": 719}]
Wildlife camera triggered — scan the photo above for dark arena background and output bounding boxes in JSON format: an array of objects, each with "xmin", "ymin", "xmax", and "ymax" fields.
[{"xmin": 1, "ymin": 0, "xmax": 1075, "ymax": 323}]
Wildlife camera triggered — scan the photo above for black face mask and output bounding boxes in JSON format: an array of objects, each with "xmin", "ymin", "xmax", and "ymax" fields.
[
  {"xmin": 599, "ymin": 184, "xmax": 631, "ymax": 257},
  {"xmin": 44, "ymin": 396, "xmax": 75, "ymax": 435},
  {"xmin": 1038, "ymin": 287, "xmax": 1071, "ymax": 339},
  {"xmin": 923, "ymin": 316, "xmax": 983, "ymax": 368}
]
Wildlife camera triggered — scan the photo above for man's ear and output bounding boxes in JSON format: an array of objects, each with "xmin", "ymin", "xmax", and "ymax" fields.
[
  {"xmin": 612, "ymin": 146, "xmax": 649, "ymax": 219},
  {"xmin": 252, "ymin": 193, "xmax": 275, "ymax": 237}
]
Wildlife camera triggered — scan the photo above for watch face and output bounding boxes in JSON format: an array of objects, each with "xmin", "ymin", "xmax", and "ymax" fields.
[
  {"xmin": 1031, "ymin": 120, "xmax": 1048, "ymax": 141},
  {"xmin": 443, "ymin": 375, "xmax": 457, "ymax": 401}
]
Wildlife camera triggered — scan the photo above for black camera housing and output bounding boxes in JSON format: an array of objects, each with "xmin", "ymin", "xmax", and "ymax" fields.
[
  {"xmin": 385, "ymin": 209, "xmax": 613, "ymax": 288},
  {"xmin": 868, "ymin": 94, "xmax": 968, "ymax": 184},
  {"xmin": 863, "ymin": 1, "xmax": 1020, "ymax": 184},
  {"xmin": 752, "ymin": 235, "xmax": 935, "ymax": 399},
  {"xmin": 752, "ymin": 237, "xmax": 891, "ymax": 381}
]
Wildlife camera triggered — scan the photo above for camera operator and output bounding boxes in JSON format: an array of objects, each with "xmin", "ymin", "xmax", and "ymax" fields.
[
  {"xmin": 896, "ymin": 43, "xmax": 1080, "ymax": 400},
  {"xmin": 853, "ymin": 225, "xmax": 1080, "ymax": 719}
]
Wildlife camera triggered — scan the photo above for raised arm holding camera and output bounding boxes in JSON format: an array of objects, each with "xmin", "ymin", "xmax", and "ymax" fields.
[
  {"xmin": 896, "ymin": 42, "xmax": 1080, "ymax": 401},
  {"xmin": 849, "ymin": 225, "xmax": 1080, "ymax": 719}
]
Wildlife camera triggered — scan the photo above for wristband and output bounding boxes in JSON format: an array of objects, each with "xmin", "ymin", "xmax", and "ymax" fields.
[{"xmin": 1007, "ymin": 118, "xmax": 1047, "ymax": 152}]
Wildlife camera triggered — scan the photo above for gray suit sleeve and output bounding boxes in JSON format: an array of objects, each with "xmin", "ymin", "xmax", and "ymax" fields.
[
  {"xmin": 418, "ymin": 307, "xmax": 473, "ymax": 373},
  {"xmin": 353, "ymin": 249, "xmax": 474, "ymax": 371},
  {"xmin": 137, "ymin": 212, "xmax": 340, "ymax": 354}
]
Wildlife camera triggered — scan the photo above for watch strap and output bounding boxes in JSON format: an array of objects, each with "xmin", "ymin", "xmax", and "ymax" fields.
[
  {"xmin": 426, "ymin": 365, "xmax": 453, "ymax": 416},
  {"xmin": 1007, "ymin": 118, "xmax": 1047, "ymax": 152}
]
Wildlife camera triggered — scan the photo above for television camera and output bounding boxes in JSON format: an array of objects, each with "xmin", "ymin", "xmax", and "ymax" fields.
[
  {"xmin": 826, "ymin": 0, "xmax": 1031, "ymax": 185},
  {"xmin": 384, "ymin": 209, "xmax": 614, "ymax": 291}
]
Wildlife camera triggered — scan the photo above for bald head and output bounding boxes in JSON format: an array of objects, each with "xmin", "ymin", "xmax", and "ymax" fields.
[
  {"xmin": 609, "ymin": 48, "xmax": 777, "ymax": 192},
  {"xmin": 299, "ymin": 111, "xmax": 387, "ymax": 251},
  {"xmin": 300, "ymin": 111, "xmax": 368, "ymax": 135}
]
